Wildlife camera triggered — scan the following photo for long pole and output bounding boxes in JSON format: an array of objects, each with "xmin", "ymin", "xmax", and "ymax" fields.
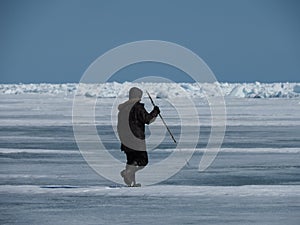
[{"xmin": 146, "ymin": 91, "xmax": 177, "ymax": 144}]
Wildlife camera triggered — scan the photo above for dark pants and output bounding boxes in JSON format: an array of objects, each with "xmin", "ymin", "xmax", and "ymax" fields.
[{"xmin": 125, "ymin": 149, "xmax": 148, "ymax": 167}]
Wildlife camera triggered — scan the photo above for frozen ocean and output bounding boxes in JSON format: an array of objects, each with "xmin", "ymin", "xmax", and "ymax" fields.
[{"xmin": 0, "ymin": 82, "xmax": 300, "ymax": 225}]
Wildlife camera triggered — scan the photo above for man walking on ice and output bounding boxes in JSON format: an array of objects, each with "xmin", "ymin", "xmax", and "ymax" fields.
[{"xmin": 117, "ymin": 87, "xmax": 160, "ymax": 187}]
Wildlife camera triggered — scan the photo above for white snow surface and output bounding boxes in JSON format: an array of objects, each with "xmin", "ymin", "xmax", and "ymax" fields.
[
  {"xmin": 1, "ymin": 185, "xmax": 299, "ymax": 197},
  {"xmin": 1, "ymin": 82, "xmax": 300, "ymax": 98}
]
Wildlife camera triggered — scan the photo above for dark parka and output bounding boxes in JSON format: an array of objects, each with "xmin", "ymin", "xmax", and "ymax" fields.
[{"xmin": 117, "ymin": 100, "xmax": 159, "ymax": 152}]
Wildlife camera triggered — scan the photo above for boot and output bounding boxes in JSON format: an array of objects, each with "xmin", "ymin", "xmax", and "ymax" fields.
[
  {"xmin": 120, "ymin": 164, "xmax": 136, "ymax": 186},
  {"xmin": 120, "ymin": 169, "xmax": 131, "ymax": 186}
]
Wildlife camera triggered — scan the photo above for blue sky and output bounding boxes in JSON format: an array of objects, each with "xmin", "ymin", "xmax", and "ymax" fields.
[{"xmin": 0, "ymin": 0, "xmax": 299, "ymax": 83}]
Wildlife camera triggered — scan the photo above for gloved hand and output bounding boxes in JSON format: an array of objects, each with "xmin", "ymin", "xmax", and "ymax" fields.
[{"xmin": 154, "ymin": 105, "xmax": 160, "ymax": 114}]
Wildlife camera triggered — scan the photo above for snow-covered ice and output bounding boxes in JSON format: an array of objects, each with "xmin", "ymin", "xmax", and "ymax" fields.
[{"xmin": 0, "ymin": 83, "xmax": 299, "ymax": 224}]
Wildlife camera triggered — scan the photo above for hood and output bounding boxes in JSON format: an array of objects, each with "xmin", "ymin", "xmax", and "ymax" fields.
[{"xmin": 129, "ymin": 87, "xmax": 143, "ymax": 100}]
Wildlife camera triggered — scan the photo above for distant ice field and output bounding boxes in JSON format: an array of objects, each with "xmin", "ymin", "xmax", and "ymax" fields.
[
  {"xmin": 1, "ymin": 82, "xmax": 300, "ymax": 98},
  {"xmin": 0, "ymin": 90, "xmax": 300, "ymax": 224}
]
